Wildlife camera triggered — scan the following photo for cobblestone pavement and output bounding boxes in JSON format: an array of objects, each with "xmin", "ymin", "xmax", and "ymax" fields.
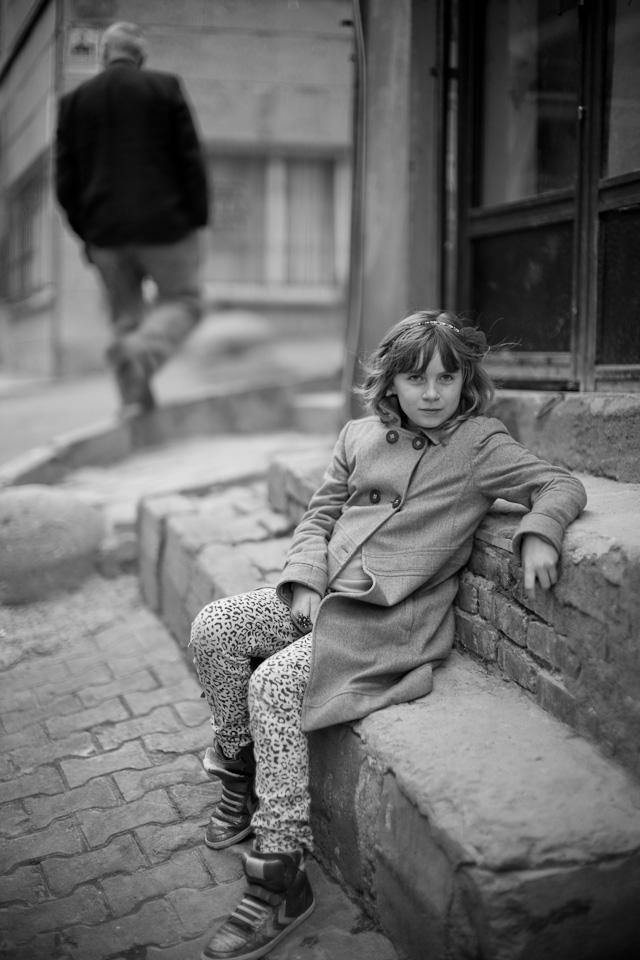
[{"xmin": 0, "ymin": 570, "xmax": 399, "ymax": 960}]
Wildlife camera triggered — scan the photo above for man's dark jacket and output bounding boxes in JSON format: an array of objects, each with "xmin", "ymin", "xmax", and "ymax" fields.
[{"xmin": 55, "ymin": 60, "xmax": 209, "ymax": 246}]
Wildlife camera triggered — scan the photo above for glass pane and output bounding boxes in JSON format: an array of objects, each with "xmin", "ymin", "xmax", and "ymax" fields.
[
  {"xmin": 479, "ymin": 0, "xmax": 580, "ymax": 205},
  {"xmin": 286, "ymin": 160, "xmax": 335, "ymax": 285},
  {"xmin": 603, "ymin": 0, "xmax": 640, "ymax": 179},
  {"xmin": 207, "ymin": 157, "xmax": 266, "ymax": 283},
  {"xmin": 598, "ymin": 207, "xmax": 640, "ymax": 363},
  {"xmin": 472, "ymin": 222, "xmax": 572, "ymax": 352}
]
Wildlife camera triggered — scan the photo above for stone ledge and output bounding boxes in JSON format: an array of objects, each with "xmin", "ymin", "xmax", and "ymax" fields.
[
  {"xmin": 140, "ymin": 477, "xmax": 640, "ymax": 958},
  {"xmin": 310, "ymin": 653, "xmax": 640, "ymax": 960}
]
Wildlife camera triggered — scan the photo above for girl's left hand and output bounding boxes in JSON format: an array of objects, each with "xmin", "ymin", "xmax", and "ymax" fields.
[{"xmin": 521, "ymin": 534, "xmax": 559, "ymax": 600}]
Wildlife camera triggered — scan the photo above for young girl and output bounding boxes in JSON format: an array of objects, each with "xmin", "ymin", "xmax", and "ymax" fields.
[{"xmin": 190, "ymin": 310, "xmax": 587, "ymax": 960}]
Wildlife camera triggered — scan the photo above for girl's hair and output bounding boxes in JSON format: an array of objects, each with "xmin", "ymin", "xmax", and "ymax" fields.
[{"xmin": 356, "ymin": 309, "xmax": 495, "ymax": 434}]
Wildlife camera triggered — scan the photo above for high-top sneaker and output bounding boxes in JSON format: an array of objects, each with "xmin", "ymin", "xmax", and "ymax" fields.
[
  {"xmin": 204, "ymin": 742, "xmax": 257, "ymax": 849},
  {"xmin": 201, "ymin": 849, "xmax": 315, "ymax": 960}
]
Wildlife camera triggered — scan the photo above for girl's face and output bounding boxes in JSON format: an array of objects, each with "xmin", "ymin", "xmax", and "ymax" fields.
[{"xmin": 391, "ymin": 349, "xmax": 463, "ymax": 430}]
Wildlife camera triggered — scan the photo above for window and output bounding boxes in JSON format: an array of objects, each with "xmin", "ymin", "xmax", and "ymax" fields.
[
  {"xmin": 459, "ymin": 0, "xmax": 640, "ymax": 390},
  {"xmin": 5, "ymin": 156, "xmax": 48, "ymax": 301},
  {"xmin": 206, "ymin": 153, "xmax": 346, "ymax": 290}
]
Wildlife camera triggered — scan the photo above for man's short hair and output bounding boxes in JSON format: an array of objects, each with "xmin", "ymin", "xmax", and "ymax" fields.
[{"xmin": 100, "ymin": 22, "xmax": 147, "ymax": 67}]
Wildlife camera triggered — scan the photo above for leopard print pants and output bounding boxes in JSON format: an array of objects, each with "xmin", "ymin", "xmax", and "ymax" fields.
[{"xmin": 189, "ymin": 588, "xmax": 313, "ymax": 853}]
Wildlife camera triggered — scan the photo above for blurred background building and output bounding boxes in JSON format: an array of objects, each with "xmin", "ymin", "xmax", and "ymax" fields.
[
  {"xmin": 0, "ymin": 0, "xmax": 353, "ymax": 376},
  {"xmin": 2, "ymin": 0, "xmax": 639, "ymax": 394}
]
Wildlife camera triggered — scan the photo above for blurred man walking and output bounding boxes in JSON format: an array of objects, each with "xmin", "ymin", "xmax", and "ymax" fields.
[{"xmin": 55, "ymin": 22, "xmax": 210, "ymax": 416}]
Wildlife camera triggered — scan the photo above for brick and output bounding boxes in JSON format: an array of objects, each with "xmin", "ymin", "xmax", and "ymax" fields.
[
  {"xmin": 0, "ymin": 687, "xmax": 37, "ymax": 713},
  {"xmin": 492, "ymin": 593, "xmax": 528, "ymax": 647},
  {"xmin": 454, "ymin": 610, "xmax": 499, "ymax": 662},
  {"xmin": 497, "ymin": 642, "xmax": 538, "ymax": 693},
  {"xmin": 0, "ymin": 723, "xmax": 45, "ymax": 751},
  {"xmin": 36, "ymin": 665, "xmax": 113, "ymax": 706},
  {"xmin": 113, "ymin": 755, "xmax": 207, "ymax": 801},
  {"xmin": 2, "ymin": 694, "xmax": 84, "ymax": 734},
  {"xmin": 0, "ymin": 864, "xmax": 47, "ymax": 905},
  {"xmin": 174, "ymin": 699, "xmax": 210, "ymax": 727},
  {"xmin": 0, "ymin": 885, "xmax": 107, "ymax": 943},
  {"xmin": 466, "ymin": 543, "xmax": 512, "ymax": 591},
  {"xmin": 92, "ymin": 622, "xmax": 145, "ymax": 651},
  {"xmin": 527, "ymin": 620, "xmax": 559, "ymax": 667},
  {"xmin": 123, "ymin": 677, "xmax": 202, "ymax": 716},
  {"xmin": 62, "ymin": 740, "xmax": 152, "ymax": 788},
  {"xmin": 455, "ymin": 575, "xmax": 478, "ymax": 615},
  {"xmin": 79, "ymin": 789, "xmax": 177, "ymax": 846},
  {"xmin": 0, "ymin": 821, "xmax": 84, "ymax": 872},
  {"xmin": 561, "ymin": 647, "xmax": 582, "ymax": 681},
  {"xmin": 152, "ymin": 659, "xmax": 194, "ymax": 686},
  {"xmin": 110, "ymin": 646, "xmax": 183, "ymax": 679},
  {"xmin": 10, "ymin": 732, "xmax": 97, "ymax": 777},
  {"xmin": 171, "ymin": 781, "xmax": 217, "ymax": 820},
  {"xmin": 537, "ymin": 671, "xmax": 577, "ymax": 727},
  {"xmin": 0, "ymin": 659, "xmax": 69, "ymax": 693},
  {"xmin": 102, "ymin": 848, "xmax": 210, "ymax": 916},
  {"xmin": 78, "ymin": 669, "xmax": 157, "ymax": 707},
  {"xmin": 136, "ymin": 820, "xmax": 205, "ymax": 863},
  {"xmin": 144, "ymin": 726, "xmax": 210, "ymax": 757},
  {"xmin": 43, "ymin": 833, "xmax": 146, "ymax": 897},
  {"xmin": 0, "ymin": 767, "xmax": 64, "ymax": 804},
  {"xmin": 95, "ymin": 706, "xmax": 184, "ymax": 751},
  {"xmin": 45, "ymin": 699, "xmax": 129, "ymax": 739},
  {"xmin": 476, "ymin": 579, "xmax": 495, "ymax": 620},
  {"xmin": 0, "ymin": 801, "xmax": 29, "ymax": 838},
  {"xmin": 69, "ymin": 898, "xmax": 183, "ymax": 957},
  {"xmin": 0, "ymin": 755, "xmax": 14, "ymax": 779},
  {"xmin": 25, "ymin": 777, "xmax": 120, "ymax": 829}
]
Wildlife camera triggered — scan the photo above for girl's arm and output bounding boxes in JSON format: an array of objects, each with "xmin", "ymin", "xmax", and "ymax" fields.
[
  {"xmin": 472, "ymin": 420, "xmax": 587, "ymax": 581},
  {"xmin": 276, "ymin": 424, "xmax": 352, "ymax": 604}
]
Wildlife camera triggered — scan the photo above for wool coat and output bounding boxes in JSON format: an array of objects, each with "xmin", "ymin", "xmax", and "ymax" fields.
[
  {"xmin": 55, "ymin": 60, "xmax": 209, "ymax": 246},
  {"xmin": 276, "ymin": 409, "xmax": 587, "ymax": 732}
]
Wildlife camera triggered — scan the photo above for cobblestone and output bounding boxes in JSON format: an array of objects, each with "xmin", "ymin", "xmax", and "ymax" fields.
[{"xmin": 0, "ymin": 560, "xmax": 398, "ymax": 960}]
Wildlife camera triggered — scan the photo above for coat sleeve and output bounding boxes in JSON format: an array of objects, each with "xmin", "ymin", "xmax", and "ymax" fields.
[
  {"xmin": 55, "ymin": 94, "xmax": 84, "ymax": 239},
  {"xmin": 171, "ymin": 77, "xmax": 210, "ymax": 228},
  {"xmin": 276, "ymin": 423, "xmax": 352, "ymax": 604},
  {"xmin": 471, "ymin": 419, "xmax": 587, "ymax": 559}
]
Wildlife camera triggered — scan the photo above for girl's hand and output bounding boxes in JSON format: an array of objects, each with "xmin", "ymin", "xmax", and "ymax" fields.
[
  {"xmin": 291, "ymin": 585, "xmax": 322, "ymax": 634},
  {"xmin": 521, "ymin": 534, "xmax": 559, "ymax": 600}
]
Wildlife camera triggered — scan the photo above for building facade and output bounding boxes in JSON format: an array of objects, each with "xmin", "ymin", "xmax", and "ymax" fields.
[
  {"xmin": 0, "ymin": 0, "xmax": 353, "ymax": 376},
  {"xmin": 347, "ymin": 0, "xmax": 640, "ymax": 396}
]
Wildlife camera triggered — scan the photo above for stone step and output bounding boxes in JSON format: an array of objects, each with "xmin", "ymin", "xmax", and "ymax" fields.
[{"xmin": 138, "ymin": 466, "xmax": 640, "ymax": 960}]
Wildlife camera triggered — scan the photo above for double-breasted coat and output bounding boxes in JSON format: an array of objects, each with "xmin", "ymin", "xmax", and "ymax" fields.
[{"xmin": 276, "ymin": 408, "xmax": 587, "ymax": 732}]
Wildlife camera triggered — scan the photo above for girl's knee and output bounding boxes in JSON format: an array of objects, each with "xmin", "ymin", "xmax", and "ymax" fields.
[{"xmin": 189, "ymin": 600, "xmax": 225, "ymax": 654}]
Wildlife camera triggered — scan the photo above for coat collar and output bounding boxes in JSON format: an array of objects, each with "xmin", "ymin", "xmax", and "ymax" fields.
[{"xmin": 378, "ymin": 395, "xmax": 443, "ymax": 446}]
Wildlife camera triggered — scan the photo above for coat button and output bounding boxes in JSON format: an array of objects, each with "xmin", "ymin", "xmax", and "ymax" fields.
[
  {"xmin": 386, "ymin": 430, "xmax": 399, "ymax": 444},
  {"xmin": 412, "ymin": 436, "xmax": 425, "ymax": 450},
  {"xmin": 370, "ymin": 489, "xmax": 381, "ymax": 503},
  {"xmin": 392, "ymin": 496, "xmax": 402, "ymax": 509}
]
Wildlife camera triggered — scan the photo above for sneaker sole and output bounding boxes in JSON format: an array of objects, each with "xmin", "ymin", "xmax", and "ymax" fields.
[
  {"xmin": 201, "ymin": 899, "xmax": 315, "ymax": 960},
  {"xmin": 204, "ymin": 823, "xmax": 254, "ymax": 849}
]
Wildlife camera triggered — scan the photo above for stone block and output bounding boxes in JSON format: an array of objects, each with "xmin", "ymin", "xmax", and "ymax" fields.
[
  {"xmin": 454, "ymin": 610, "xmax": 499, "ymax": 662},
  {"xmin": 492, "ymin": 593, "xmax": 528, "ymax": 647},
  {"xmin": 0, "ymin": 485, "xmax": 104, "ymax": 603},
  {"xmin": 310, "ymin": 654, "xmax": 640, "ymax": 960}
]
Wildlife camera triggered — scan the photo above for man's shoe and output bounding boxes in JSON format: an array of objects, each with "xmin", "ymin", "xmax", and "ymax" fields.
[
  {"xmin": 108, "ymin": 343, "xmax": 156, "ymax": 412},
  {"xmin": 202, "ymin": 849, "xmax": 315, "ymax": 960},
  {"xmin": 204, "ymin": 742, "xmax": 257, "ymax": 849}
]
